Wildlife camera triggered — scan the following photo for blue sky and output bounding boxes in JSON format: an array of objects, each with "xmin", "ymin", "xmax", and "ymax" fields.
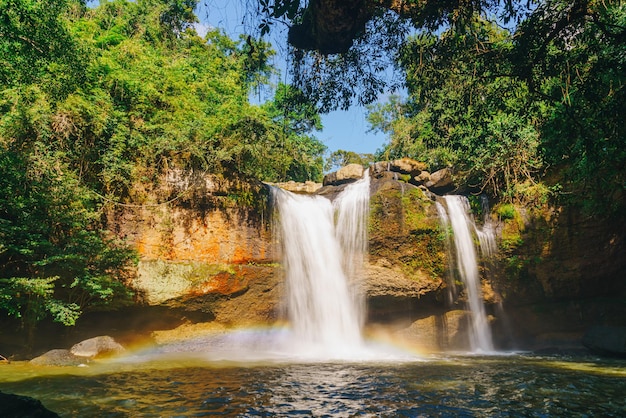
[{"xmin": 195, "ymin": 1, "xmax": 389, "ymax": 156}]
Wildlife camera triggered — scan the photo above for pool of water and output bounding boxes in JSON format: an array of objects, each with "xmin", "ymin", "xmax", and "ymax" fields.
[{"xmin": 1, "ymin": 352, "xmax": 625, "ymax": 417}]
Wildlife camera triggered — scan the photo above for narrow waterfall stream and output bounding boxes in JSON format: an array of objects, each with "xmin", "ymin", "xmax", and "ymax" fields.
[
  {"xmin": 272, "ymin": 173, "xmax": 370, "ymax": 357},
  {"xmin": 440, "ymin": 195, "xmax": 495, "ymax": 352}
]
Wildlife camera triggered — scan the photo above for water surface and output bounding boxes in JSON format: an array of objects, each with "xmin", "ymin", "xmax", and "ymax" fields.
[{"xmin": 1, "ymin": 354, "xmax": 625, "ymax": 417}]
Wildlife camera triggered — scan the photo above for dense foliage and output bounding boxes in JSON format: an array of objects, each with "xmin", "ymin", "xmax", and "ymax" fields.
[
  {"xmin": 258, "ymin": 0, "xmax": 624, "ymax": 213},
  {"xmin": 368, "ymin": 1, "xmax": 625, "ymax": 210},
  {"xmin": 369, "ymin": 19, "xmax": 544, "ymax": 200},
  {"xmin": 0, "ymin": 0, "xmax": 325, "ymax": 339},
  {"xmin": 325, "ymin": 150, "xmax": 375, "ymax": 172}
]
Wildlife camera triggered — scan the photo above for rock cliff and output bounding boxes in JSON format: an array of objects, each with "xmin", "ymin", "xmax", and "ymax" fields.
[
  {"xmin": 491, "ymin": 200, "xmax": 626, "ymax": 350},
  {"xmin": 91, "ymin": 162, "xmax": 626, "ymax": 353},
  {"xmin": 105, "ymin": 169, "xmax": 283, "ymax": 329}
]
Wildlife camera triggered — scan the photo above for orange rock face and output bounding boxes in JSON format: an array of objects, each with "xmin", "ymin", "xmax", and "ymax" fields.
[
  {"xmin": 135, "ymin": 207, "xmax": 272, "ymax": 264},
  {"xmin": 189, "ymin": 269, "xmax": 249, "ymax": 297}
]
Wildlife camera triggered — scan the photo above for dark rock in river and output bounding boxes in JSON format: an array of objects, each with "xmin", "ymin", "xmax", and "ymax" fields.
[{"xmin": 0, "ymin": 391, "xmax": 60, "ymax": 418}]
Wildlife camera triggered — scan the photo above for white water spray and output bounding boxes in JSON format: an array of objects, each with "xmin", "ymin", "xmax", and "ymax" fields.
[
  {"xmin": 272, "ymin": 173, "xmax": 370, "ymax": 356},
  {"xmin": 442, "ymin": 195, "xmax": 494, "ymax": 352}
]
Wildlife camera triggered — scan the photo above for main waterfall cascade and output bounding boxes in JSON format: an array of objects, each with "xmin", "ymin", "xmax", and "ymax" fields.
[
  {"xmin": 271, "ymin": 172, "xmax": 370, "ymax": 357},
  {"xmin": 439, "ymin": 195, "xmax": 496, "ymax": 352}
]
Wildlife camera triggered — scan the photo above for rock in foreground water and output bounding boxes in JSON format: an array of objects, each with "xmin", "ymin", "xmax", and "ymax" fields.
[
  {"xmin": 0, "ymin": 391, "xmax": 59, "ymax": 418},
  {"xmin": 70, "ymin": 335, "xmax": 125, "ymax": 359}
]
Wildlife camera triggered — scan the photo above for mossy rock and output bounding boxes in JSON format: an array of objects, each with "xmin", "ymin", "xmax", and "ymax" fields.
[{"xmin": 368, "ymin": 179, "xmax": 446, "ymax": 282}]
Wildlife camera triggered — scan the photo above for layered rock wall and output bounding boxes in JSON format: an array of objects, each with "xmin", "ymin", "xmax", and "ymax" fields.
[
  {"xmin": 106, "ymin": 169, "xmax": 282, "ymax": 326},
  {"xmin": 99, "ymin": 163, "xmax": 626, "ymax": 353},
  {"xmin": 492, "ymin": 202, "xmax": 626, "ymax": 350}
]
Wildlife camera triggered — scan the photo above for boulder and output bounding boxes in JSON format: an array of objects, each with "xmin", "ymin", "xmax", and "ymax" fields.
[
  {"xmin": 412, "ymin": 171, "xmax": 430, "ymax": 185},
  {"xmin": 370, "ymin": 159, "xmax": 427, "ymax": 179},
  {"xmin": 389, "ymin": 158, "xmax": 427, "ymax": 176},
  {"xmin": 582, "ymin": 325, "xmax": 626, "ymax": 356},
  {"xmin": 70, "ymin": 336, "xmax": 125, "ymax": 359},
  {"xmin": 424, "ymin": 167, "xmax": 454, "ymax": 192},
  {"xmin": 29, "ymin": 349, "xmax": 86, "ymax": 366},
  {"xmin": 370, "ymin": 161, "xmax": 390, "ymax": 177},
  {"xmin": 270, "ymin": 180, "xmax": 322, "ymax": 194},
  {"xmin": 0, "ymin": 391, "xmax": 59, "ymax": 418},
  {"xmin": 322, "ymin": 164, "xmax": 364, "ymax": 186}
]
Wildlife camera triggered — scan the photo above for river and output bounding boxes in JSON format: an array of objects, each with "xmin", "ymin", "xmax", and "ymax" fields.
[{"xmin": 1, "ymin": 352, "xmax": 625, "ymax": 416}]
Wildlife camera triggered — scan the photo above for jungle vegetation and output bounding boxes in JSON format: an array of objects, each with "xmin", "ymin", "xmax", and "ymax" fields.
[
  {"xmin": 0, "ymin": 0, "xmax": 324, "ymax": 339},
  {"xmin": 260, "ymin": 0, "xmax": 624, "ymax": 209},
  {"xmin": 1, "ymin": 0, "xmax": 624, "ymax": 338}
]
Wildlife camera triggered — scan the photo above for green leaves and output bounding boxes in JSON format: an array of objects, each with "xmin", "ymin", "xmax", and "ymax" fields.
[
  {"xmin": 1, "ymin": 0, "xmax": 330, "ymax": 340},
  {"xmin": 0, "ymin": 0, "xmax": 86, "ymax": 96},
  {"xmin": 514, "ymin": 0, "xmax": 626, "ymax": 211},
  {"xmin": 371, "ymin": 18, "xmax": 543, "ymax": 200},
  {"xmin": 0, "ymin": 277, "xmax": 81, "ymax": 328},
  {"xmin": 0, "ymin": 143, "xmax": 136, "ymax": 338}
]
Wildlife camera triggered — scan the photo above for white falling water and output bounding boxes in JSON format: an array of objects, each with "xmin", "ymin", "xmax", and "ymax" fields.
[
  {"xmin": 272, "ymin": 173, "xmax": 370, "ymax": 357},
  {"xmin": 436, "ymin": 201, "xmax": 458, "ymax": 305},
  {"xmin": 442, "ymin": 195, "xmax": 495, "ymax": 352},
  {"xmin": 476, "ymin": 195, "xmax": 497, "ymax": 258},
  {"xmin": 334, "ymin": 172, "xmax": 370, "ymax": 328}
]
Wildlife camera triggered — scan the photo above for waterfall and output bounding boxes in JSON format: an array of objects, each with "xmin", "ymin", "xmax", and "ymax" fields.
[
  {"xmin": 435, "ymin": 201, "xmax": 457, "ymax": 305},
  {"xmin": 442, "ymin": 195, "xmax": 495, "ymax": 352},
  {"xmin": 271, "ymin": 173, "xmax": 370, "ymax": 356}
]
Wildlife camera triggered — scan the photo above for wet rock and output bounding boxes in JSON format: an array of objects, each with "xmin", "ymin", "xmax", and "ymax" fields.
[
  {"xmin": 365, "ymin": 264, "xmax": 440, "ymax": 299},
  {"xmin": 396, "ymin": 310, "xmax": 472, "ymax": 351},
  {"xmin": 322, "ymin": 164, "xmax": 364, "ymax": 186},
  {"xmin": 315, "ymin": 183, "xmax": 348, "ymax": 201},
  {"xmin": 165, "ymin": 264, "xmax": 282, "ymax": 326},
  {"xmin": 0, "ymin": 390, "xmax": 59, "ymax": 418},
  {"xmin": 366, "ymin": 176, "xmax": 447, "ymax": 323},
  {"xmin": 29, "ymin": 349, "xmax": 87, "ymax": 366},
  {"xmin": 70, "ymin": 336, "xmax": 125, "ymax": 359},
  {"xmin": 582, "ymin": 325, "xmax": 626, "ymax": 357}
]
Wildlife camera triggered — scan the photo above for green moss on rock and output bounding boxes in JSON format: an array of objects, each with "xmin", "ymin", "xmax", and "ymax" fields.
[{"xmin": 369, "ymin": 181, "xmax": 446, "ymax": 282}]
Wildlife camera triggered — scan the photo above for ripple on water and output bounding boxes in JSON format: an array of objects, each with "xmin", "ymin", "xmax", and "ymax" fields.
[{"xmin": 0, "ymin": 355, "xmax": 625, "ymax": 417}]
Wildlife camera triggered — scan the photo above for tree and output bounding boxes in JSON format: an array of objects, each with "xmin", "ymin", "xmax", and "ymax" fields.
[
  {"xmin": 261, "ymin": 83, "xmax": 326, "ymax": 181},
  {"xmin": 325, "ymin": 149, "xmax": 375, "ymax": 172},
  {"xmin": 2, "ymin": 0, "xmax": 331, "ymax": 340},
  {"xmin": 259, "ymin": 0, "xmax": 532, "ymax": 55},
  {"xmin": 511, "ymin": 0, "xmax": 626, "ymax": 211},
  {"xmin": 253, "ymin": 0, "xmax": 536, "ymax": 111},
  {"xmin": 0, "ymin": 146, "xmax": 136, "ymax": 344},
  {"xmin": 369, "ymin": 19, "xmax": 543, "ymax": 199},
  {"xmin": 0, "ymin": 0, "xmax": 86, "ymax": 96}
]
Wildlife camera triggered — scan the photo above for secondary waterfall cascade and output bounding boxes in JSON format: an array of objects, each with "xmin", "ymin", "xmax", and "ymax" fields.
[
  {"xmin": 272, "ymin": 172, "xmax": 370, "ymax": 357},
  {"xmin": 439, "ymin": 195, "xmax": 495, "ymax": 352}
]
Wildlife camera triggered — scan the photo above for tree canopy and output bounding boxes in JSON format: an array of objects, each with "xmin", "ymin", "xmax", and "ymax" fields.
[
  {"xmin": 0, "ymin": 0, "xmax": 327, "ymax": 339},
  {"xmin": 1, "ymin": 0, "xmax": 624, "ymax": 339}
]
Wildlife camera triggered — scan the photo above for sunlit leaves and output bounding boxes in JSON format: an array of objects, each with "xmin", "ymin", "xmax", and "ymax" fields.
[
  {"xmin": 371, "ymin": 18, "xmax": 543, "ymax": 199},
  {"xmin": 0, "ymin": 0, "xmax": 86, "ymax": 96}
]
